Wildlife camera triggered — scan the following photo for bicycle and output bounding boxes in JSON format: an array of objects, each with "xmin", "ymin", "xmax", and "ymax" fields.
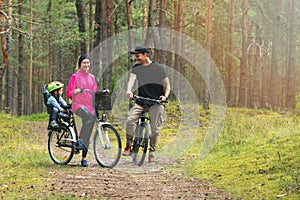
[
  {"xmin": 43, "ymin": 85, "xmax": 122, "ymax": 168},
  {"xmin": 130, "ymin": 95, "xmax": 168, "ymax": 166}
]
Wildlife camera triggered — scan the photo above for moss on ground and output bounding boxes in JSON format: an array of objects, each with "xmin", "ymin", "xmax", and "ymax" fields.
[{"xmin": 184, "ymin": 108, "xmax": 300, "ymax": 199}]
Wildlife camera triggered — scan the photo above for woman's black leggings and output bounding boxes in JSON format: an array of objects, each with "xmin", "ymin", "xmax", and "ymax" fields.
[{"xmin": 76, "ymin": 107, "xmax": 96, "ymax": 157}]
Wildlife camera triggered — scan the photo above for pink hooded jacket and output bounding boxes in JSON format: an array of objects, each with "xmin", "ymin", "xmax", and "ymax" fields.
[{"xmin": 66, "ymin": 70, "xmax": 98, "ymax": 115}]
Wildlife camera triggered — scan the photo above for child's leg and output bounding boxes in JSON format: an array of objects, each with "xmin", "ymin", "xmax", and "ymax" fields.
[{"xmin": 51, "ymin": 107, "xmax": 59, "ymax": 120}]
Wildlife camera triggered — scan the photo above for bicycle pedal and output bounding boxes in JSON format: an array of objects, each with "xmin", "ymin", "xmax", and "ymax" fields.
[{"xmin": 74, "ymin": 149, "xmax": 80, "ymax": 154}]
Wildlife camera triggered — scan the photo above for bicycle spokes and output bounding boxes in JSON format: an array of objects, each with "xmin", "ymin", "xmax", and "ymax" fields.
[{"xmin": 93, "ymin": 124, "xmax": 121, "ymax": 168}]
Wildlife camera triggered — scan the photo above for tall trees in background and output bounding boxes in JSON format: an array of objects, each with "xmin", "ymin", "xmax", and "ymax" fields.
[
  {"xmin": 0, "ymin": 0, "xmax": 8, "ymax": 112},
  {"xmin": 76, "ymin": 0, "xmax": 87, "ymax": 54},
  {"xmin": 126, "ymin": 0, "xmax": 135, "ymax": 69},
  {"xmin": 226, "ymin": 0, "xmax": 235, "ymax": 106},
  {"xmin": 269, "ymin": 0, "xmax": 282, "ymax": 109},
  {"xmin": 203, "ymin": 0, "xmax": 213, "ymax": 110},
  {"xmin": 239, "ymin": 0, "xmax": 248, "ymax": 107},
  {"xmin": 5, "ymin": 0, "xmax": 12, "ymax": 114},
  {"xmin": 28, "ymin": 0, "xmax": 33, "ymax": 115},
  {"xmin": 286, "ymin": 0, "xmax": 298, "ymax": 108},
  {"xmin": 17, "ymin": 0, "xmax": 23, "ymax": 116},
  {"xmin": 0, "ymin": 0, "xmax": 299, "ymax": 115},
  {"xmin": 102, "ymin": 0, "xmax": 114, "ymax": 89}
]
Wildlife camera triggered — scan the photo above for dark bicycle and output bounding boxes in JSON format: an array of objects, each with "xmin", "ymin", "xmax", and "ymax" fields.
[
  {"xmin": 43, "ymin": 85, "xmax": 121, "ymax": 168},
  {"xmin": 131, "ymin": 95, "xmax": 168, "ymax": 166}
]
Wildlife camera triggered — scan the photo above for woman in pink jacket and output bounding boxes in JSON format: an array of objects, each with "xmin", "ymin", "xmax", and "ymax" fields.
[{"xmin": 66, "ymin": 54, "xmax": 98, "ymax": 167}]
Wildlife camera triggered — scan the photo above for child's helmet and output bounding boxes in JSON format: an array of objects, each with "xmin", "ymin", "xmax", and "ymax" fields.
[{"xmin": 48, "ymin": 81, "xmax": 64, "ymax": 93}]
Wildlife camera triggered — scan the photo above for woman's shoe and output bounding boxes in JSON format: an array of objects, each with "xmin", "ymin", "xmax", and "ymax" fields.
[{"xmin": 81, "ymin": 160, "xmax": 88, "ymax": 167}]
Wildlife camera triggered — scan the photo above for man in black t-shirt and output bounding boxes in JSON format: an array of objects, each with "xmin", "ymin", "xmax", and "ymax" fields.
[{"xmin": 122, "ymin": 46, "xmax": 170, "ymax": 162}]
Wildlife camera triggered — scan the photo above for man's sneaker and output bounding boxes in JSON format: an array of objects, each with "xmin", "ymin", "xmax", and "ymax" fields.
[
  {"xmin": 75, "ymin": 140, "xmax": 84, "ymax": 150},
  {"xmin": 50, "ymin": 120, "xmax": 59, "ymax": 128},
  {"xmin": 81, "ymin": 160, "xmax": 88, "ymax": 167},
  {"xmin": 149, "ymin": 152, "xmax": 155, "ymax": 162},
  {"xmin": 122, "ymin": 146, "xmax": 131, "ymax": 156}
]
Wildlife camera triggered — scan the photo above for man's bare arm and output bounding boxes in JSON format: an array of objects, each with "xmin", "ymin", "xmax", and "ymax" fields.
[
  {"xmin": 161, "ymin": 77, "xmax": 170, "ymax": 100},
  {"xmin": 126, "ymin": 73, "xmax": 136, "ymax": 98}
]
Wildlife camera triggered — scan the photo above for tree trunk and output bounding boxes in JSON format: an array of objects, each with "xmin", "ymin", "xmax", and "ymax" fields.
[
  {"xmin": 89, "ymin": 0, "xmax": 93, "ymax": 50},
  {"xmin": 226, "ymin": 0, "xmax": 235, "ymax": 106},
  {"xmin": 147, "ymin": 0, "xmax": 161, "ymax": 60},
  {"xmin": 158, "ymin": 0, "xmax": 167, "ymax": 65},
  {"xmin": 5, "ymin": 0, "xmax": 13, "ymax": 114},
  {"xmin": 142, "ymin": 0, "xmax": 148, "ymax": 43},
  {"xmin": 173, "ymin": 1, "xmax": 180, "ymax": 98},
  {"xmin": 103, "ymin": 0, "xmax": 114, "ymax": 89},
  {"xmin": 250, "ymin": 24, "xmax": 262, "ymax": 109},
  {"xmin": 75, "ymin": 0, "xmax": 87, "ymax": 54},
  {"xmin": 17, "ymin": 0, "xmax": 23, "ymax": 116},
  {"xmin": 286, "ymin": 0, "xmax": 297, "ymax": 108},
  {"xmin": 126, "ymin": 0, "xmax": 135, "ymax": 69},
  {"xmin": 94, "ymin": 0, "xmax": 102, "ymax": 48},
  {"xmin": 238, "ymin": 0, "xmax": 248, "ymax": 107},
  {"xmin": 269, "ymin": 0, "xmax": 282, "ymax": 110},
  {"xmin": 0, "ymin": 0, "xmax": 8, "ymax": 112},
  {"xmin": 203, "ymin": 0, "xmax": 213, "ymax": 110},
  {"xmin": 192, "ymin": 12, "xmax": 202, "ymax": 101},
  {"xmin": 28, "ymin": 0, "xmax": 33, "ymax": 115},
  {"xmin": 179, "ymin": 0, "xmax": 186, "ymax": 99},
  {"xmin": 92, "ymin": 0, "xmax": 103, "ymax": 80}
]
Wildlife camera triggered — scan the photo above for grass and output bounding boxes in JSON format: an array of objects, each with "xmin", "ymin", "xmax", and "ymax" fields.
[
  {"xmin": 184, "ymin": 108, "xmax": 300, "ymax": 199},
  {"xmin": 1, "ymin": 105, "xmax": 300, "ymax": 199},
  {"xmin": 0, "ymin": 114, "xmax": 50, "ymax": 199},
  {"xmin": 0, "ymin": 113, "xmax": 83, "ymax": 199}
]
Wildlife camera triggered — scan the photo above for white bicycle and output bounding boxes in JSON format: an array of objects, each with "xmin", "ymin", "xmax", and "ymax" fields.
[{"xmin": 44, "ymin": 86, "xmax": 122, "ymax": 168}]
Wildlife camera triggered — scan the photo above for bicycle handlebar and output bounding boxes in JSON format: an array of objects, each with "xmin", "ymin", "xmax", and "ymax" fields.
[
  {"xmin": 133, "ymin": 95, "xmax": 168, "ymax": 104},
  {"xmin": 79, "ymin": 88, "xmax": 93, "ymax": 93},
  {"xmin": 78, "ymin": 88, "xmax": 110, "ymax": 96}
]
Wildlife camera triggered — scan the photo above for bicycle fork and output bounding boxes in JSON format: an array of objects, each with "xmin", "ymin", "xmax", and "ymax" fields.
[
  {"xmin": 135, "ymin": 122, "xmax": 149, "ymax": 146},
  {"xmin": 97, "ymin": 123, "xmax": 112, "ymax": 149}
]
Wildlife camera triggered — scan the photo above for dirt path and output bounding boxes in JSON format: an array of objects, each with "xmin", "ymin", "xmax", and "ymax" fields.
[{"xmin": 32, "ymin": 122, "xmax": 233, "ymax": 199}]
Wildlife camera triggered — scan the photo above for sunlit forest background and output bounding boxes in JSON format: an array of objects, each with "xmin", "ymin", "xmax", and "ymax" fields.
[{"xmin": 0, "ymin": 0, "xmax": 299, "ymax": 116}]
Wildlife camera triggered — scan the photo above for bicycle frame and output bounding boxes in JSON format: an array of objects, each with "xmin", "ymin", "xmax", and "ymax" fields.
[
  {"xmin": 131, "ymin": 95, "xmax": 167, "ymax": 166},
  {"xmin": 47, "ymin": 87, "xmax": 121, "ymax": 168}
]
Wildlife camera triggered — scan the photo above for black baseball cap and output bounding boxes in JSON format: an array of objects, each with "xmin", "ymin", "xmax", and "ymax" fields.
[{"xmin": 130, "ymin": 46, "xmax": 150, "ymax": 54}]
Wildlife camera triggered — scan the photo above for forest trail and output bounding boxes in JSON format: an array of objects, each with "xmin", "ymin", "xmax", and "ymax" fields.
[{"xmin": 32, "ymin": 122, "xmax": 233, "ymax": 199}]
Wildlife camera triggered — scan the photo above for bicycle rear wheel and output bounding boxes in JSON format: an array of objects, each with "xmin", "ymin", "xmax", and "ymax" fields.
[
  {"xmin": 93, "ymin": 124, "xmax": 122, "ymax": 168},
  {"xmin": 48, "ymin": 125, "xmax": 74, "ymax": 165},
  {"xmin": 132, "ymin": 124, "xmax": 149, "ymax": 166}
]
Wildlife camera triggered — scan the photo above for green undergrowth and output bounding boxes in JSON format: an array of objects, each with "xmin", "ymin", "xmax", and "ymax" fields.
[
  {"xmin": 0, "ymin": 114, "xmax": 46, "ymax": 199},
  {"xmin": 2, "ymin": 105, "xmax": 300, "ymax": 199},
  {"xmin": 0, "ymin": 113, "xmax": 82, "ymax": 199},
  {"xmin": 184, "ymin": 108, "xmax": 300, "ymax": 199},
  {"xmin": 19, "ymin": 112, "xmax": 49, "ymax": 122}
]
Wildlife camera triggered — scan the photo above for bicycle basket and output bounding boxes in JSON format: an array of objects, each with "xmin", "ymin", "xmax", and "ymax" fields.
[{"xmin": 95, "ymin": 92, "xmax": 112, "ymax": 110}]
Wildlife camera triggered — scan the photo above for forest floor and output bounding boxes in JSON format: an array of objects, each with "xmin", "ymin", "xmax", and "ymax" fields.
[{"xmin": 32, "ymin": 122, "xmax": 234, "ymax": 200}]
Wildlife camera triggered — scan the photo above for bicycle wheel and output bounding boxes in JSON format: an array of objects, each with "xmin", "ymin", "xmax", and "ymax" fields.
[
  {"xmin": 48, "ymin": 125, "xmax": 75, "ymax": 165},
  {"xmin": 93, "ymin": 124, "xmax": 122, "ymax": 168},
  {"xmin": 132, "ymin": 124, "xmax": 149, "ymax": 166}
]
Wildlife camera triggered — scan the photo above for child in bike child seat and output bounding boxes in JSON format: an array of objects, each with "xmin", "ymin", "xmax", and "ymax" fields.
[{"xmin": 47, "ymin": 81, "xmax": 70, "ymax": 128}]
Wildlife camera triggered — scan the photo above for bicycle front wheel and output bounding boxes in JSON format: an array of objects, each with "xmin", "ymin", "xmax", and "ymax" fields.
[
  {"xmin": 132, "ymin": 124, "xmax": 149, "ymax": 166},
  {"xmin": 93, "ymin": 124, "xmax": 122, "ymax": 168},
  {"xmin": 48, "ymin": 125, "xmax": 75, "ymax": 165}
]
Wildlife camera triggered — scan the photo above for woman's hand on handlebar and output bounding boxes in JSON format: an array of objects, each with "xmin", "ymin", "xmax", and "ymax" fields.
[
  {"xmin": 74, "ymin": 88, "xmax": 92, "ymax": 94},
  {"xmin": 73, "ymin": 88, "xmax": 82, "ymax": 95}
]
